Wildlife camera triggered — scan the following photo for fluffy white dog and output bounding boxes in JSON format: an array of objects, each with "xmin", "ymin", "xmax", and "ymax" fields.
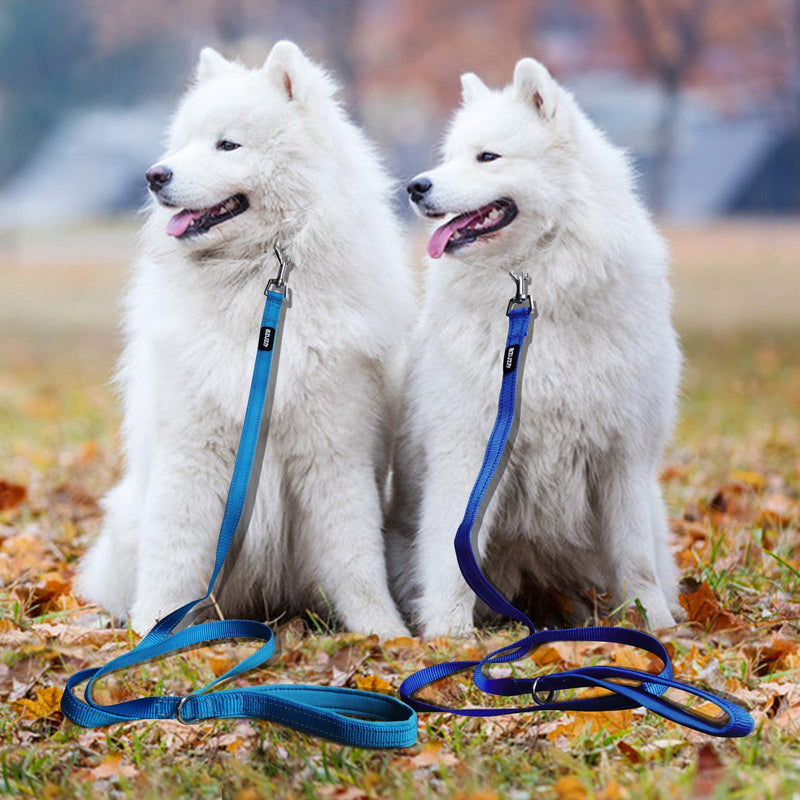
[
  {"xmin": 392, "ymin": 58, "xmax": 683, "ymax": 637},
  {"xmin": 77, "ymin": 42, "xmax": 412, "ymax": 638}
]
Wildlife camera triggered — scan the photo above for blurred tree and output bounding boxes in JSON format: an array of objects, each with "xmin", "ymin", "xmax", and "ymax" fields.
[
  {"xmin": 607, "ymin": 0, "xmax": 799, "ymax": 210},
  {"xmin": 0, "ymin": 0, "xmax": 93, "ymax": 182},
  {"xmin": 0, "ymin": 0, "xmax": 185, "ymax": 183},
  {"xmin": 619, "ymin": 0, "xmax": 709, "ymax": 212}
]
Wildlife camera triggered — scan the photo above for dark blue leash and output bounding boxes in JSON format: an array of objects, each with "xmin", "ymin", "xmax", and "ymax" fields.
[
  {"xmin": 62, "ymin": 248, "xmax": 418, "ymax": 748},
  {"xmin": 400, "ymin": 273, "xmax": 754, "ymax": 738}
]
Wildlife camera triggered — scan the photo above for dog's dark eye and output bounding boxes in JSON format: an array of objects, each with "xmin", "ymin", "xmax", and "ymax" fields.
[
  {"xmin": 216, "ymin": 140, "xmax": 241, "ymax": 152},
  {"xmin": 477, "ymin": 151, "xmax": 501, "ymax": 163}
]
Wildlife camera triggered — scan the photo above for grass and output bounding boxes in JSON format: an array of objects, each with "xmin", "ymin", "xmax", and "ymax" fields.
[{"xmin": 0, "ymin": 220, "xmax": 799, "ymax": 799}]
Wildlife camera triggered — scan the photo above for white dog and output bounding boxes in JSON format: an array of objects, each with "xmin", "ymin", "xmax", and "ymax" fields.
[
  {"xmin": 391, "ymin": 58, "xmax": 683, "ymax": 637},
  {"xmin": 77, "ymin": 42, "xmax": 412, "ymax": 638}
]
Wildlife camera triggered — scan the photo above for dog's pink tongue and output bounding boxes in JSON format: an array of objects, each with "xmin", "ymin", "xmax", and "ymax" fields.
[
  {"xmin": 167, "ymin": 209, "xmax": 200, "ymax": 237},
  {"xmin": 427, "ymin": 213, "xmax": 479, "ymax": 259}
]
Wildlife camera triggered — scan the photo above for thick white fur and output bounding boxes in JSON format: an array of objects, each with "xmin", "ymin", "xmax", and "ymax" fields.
[
  {"xmin": 393, "ymin": 59, "xmax": 683, "ymax": 637},
  {"xmin": 77, "ymin": 42, "xmax": 412, "ymax": 638}
]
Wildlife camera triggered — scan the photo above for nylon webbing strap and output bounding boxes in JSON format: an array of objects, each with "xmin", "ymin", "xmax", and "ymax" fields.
[
  {"xmin": 400, "ymin": 283, "xmax": 754, "ymax": 738},
  {"xmin": 62, "ymin": 276, "xmax": 417, "ymax": 749}
]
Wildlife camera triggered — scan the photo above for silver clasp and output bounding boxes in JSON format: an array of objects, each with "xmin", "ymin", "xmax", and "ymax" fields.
[
  {"xmin": 507, "ymin": 271, "xmax": 536, "ymax": 316},
  {"xmin": 265, "ymin": 244, "xmax": 291, "ymax": 295}
]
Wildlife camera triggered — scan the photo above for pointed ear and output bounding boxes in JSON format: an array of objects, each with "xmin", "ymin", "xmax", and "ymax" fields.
[
  {"xmin": 264, "ymin": 40, "xmax": 312, "ymax": 102},
  {"xmin": 196, "ymin": 47, "xmax": 230, "ymax": 82},
  {"xmin": 513, "ymin": 58, "xmax": 557, "ymax": 118},
  {"xmin": 460, "ymin": 72, "xmax": 490, "ymax": 105}
]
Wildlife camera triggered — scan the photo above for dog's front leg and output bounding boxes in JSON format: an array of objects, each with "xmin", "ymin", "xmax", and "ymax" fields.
[
  {"xmin": 297, "ymin": 457, "xmax": 410, "ymax": 639},
  {"xmin": 129, "ymin": 443, "xmax": 232, "ymax": 635},
  {"xmin": 413, "ymin": 441, "xmax": 501, "ymax": 639},
  {"xmin": 598, "ymin": 458, "xmax": 677, "ymax": 631}
]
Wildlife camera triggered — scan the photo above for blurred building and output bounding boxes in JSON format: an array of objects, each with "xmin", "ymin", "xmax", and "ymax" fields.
[{"xmin": 0, "ymin": 0, "xmax": 797, "ymax": 228}]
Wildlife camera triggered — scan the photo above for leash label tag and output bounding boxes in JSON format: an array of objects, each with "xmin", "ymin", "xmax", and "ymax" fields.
[
  {"xmin": 258, "ymin": 326, "xmax": 275, "ymax": 352},
  {"xmin": 503, "ymin": 344, "xmax": 518, "ymax": 374}
]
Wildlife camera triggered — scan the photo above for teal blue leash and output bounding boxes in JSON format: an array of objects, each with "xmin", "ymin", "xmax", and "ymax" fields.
[{"xmin": 62, "ymin": 247, "xmax": 418, "ymax": 748}]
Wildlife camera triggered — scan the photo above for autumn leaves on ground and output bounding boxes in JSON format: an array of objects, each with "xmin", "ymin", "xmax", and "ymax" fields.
[{"xmin": 1, "ymin": 222, "xmax": 799, "ymax": 799}]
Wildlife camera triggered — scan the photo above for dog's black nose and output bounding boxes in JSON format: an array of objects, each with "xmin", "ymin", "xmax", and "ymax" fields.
[
  {"xmin": 146, "ymin": 165, "xmax": 173, "ymax": 193},
  {"xmin": 407, "ymin": 177, "xmax": 432, "ymax": 203}
]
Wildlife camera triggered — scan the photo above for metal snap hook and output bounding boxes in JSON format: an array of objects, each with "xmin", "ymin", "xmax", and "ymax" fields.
[{"xmin": 265, "ymin": 243, "xmax": 291, "ymax": 295}]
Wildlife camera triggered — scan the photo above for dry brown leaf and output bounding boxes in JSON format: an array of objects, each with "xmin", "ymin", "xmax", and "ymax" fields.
[
  {"xmin": 693, "ymin": 742, "xmax": 724, "ymax": 797},
  {"xmin": 758, "ymin": 492, "xmax": 800, "ymax": 526},
  {"xmin": 208, "ymin": 654, "xmax": 237, "ymax": 677},
  {"xmin": 10, "ymin": 686, "xmax": 63, "ymax": 721},
  {"xmin": 316, "ymin": 787, "xmax": 368, "ymax": 800},
  {"xmin": 354, "ymin": 673, "xmax": 393, "ymax": 694},
  {"xmin": 679, "ymin": 581, "xmax": 747, "ymax": 632},
  {"xmin": 553, "ymin": 775, "xmax": 588, "ymax": 800},
  {"xmin": 77, "ymin": 440, "xmax": 100, "ymax": 464},
  {"xmin": 546, "ymin": 709, "xmax": 633, "ymax": 741},
  {"xmin": 0, "ymin": 480, "xmax": 27, "ymax": 511},
  {"xmin": 617, "ymin": 740, "xmax": 643, "ymax": 764},
  {"xmin": 597, "ymin": 780, "xmax": 624, "ymax": 800},
  {"xmin": 529, "ymin": 644, "xmax": 565, "ymax": 667},
  {"xmin": 730, "ymin": 470, "xmax": 766, "ymax": 491},
  {"xmin": 394, "ymin": 743, "xmax": 460, "ymax": 771},
  {"xmin": 87, "ymin": 754, "xmax": 139, "ymax": 781},
  {"xmin": 610, "ymin": 646, "xmax": 657, "ymax": 673},
  {"xmin": 660, "ymin": 464, "xmax": 688, "ymax": 481}
]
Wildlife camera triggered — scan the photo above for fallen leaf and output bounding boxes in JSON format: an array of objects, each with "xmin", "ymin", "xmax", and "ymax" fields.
[
  {"xmin": 10, "ymin": 686, "xmax": 63, "ymax": 721},
  {"xmin": 679, "ymin": 581, "xmax": 747, "ymax": 632},
  {"xmin": 208, "ymin": 654, "xmax": 237, "ymax": 677},
  {"xmin": 693, "ymin": 742, "xmax": 724, "ymax": 797},
  {"xmin": 77, "ymin": 440, "xmax": 99, "ymax": 464},
  {"xmin": 0, "ymin": 480, "xmax": 27, "ymax": 511},
  {"xmin": 660, "ymin": 464, "xmax": 688, "ymax": 481},
  {"xmin": 553, "ymin": 775, "xmax": 588, "ymax": 800},
  {"xmin": 354, "ymin": 673, "xmax": 393, "ymax": 694},
  {"xmin": 87, "ymin": 754, "xmax": 139, "ymax": 781},
  {"xmin": 597, "ymin": 779, "xmax": 623, "ymax": 800},
  {"xmin": 639, "ymin": 739, "xmax": 687, "ymax": 758},
  {"xmin": 758, "ymin": 493, "xmax": 800, "ymax": 526},
  {"xmin": 393, "ymin": 743, "xmax": 460, "ymax": 771},
  {"xmin": 617, "ymin": 740, "xmax": 642, "ymax": 764},
  {"xmin": 730, "ymin": 470, "xmax": 766, "ymax": 491},
  {"xmin": 546, "ymin": 709, "xmax": 633, "ymax": 741}
]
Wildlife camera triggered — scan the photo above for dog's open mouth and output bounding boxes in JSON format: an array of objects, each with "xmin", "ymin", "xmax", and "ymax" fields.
[
  {"xmin": 427, "ymin": 198, "xmax": 517, "ymax": 259},
  {"xmin": 166, "ymin": 194, "xmax": 249, "ymax": 238}
]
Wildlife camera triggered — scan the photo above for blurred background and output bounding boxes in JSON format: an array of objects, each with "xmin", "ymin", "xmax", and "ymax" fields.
[{"xmin": 0, "ymin": 0, "xmax": 798, "ymax": 489}]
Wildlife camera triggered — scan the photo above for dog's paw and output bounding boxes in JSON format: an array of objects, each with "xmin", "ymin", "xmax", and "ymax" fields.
[
  {"xmin": 418, "ymin": 608, "xmax": 475, "ymax": 640},
  {"xmin": 129, "ymin": 597, "xmax": 180, "ymax": 637},
  {"xmin": 420, "ymin": 621, "xmax": 474, "ymax": 641},
  {"xmin": 370, "ymin": 621, "xmax": 412, "ymax": 640},
  {"xmin": 349, "ymin": 615, "xmax": 410, "ymax": 640},
  {"xmin": 669, "ymin": 600, "xmax": 688, "ymax": 623},
  {"xmin": 646, "ymin": 607, "xmax": 677, "ymax": 631}
]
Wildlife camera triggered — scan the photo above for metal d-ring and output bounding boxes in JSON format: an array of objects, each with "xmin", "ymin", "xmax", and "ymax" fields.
[
  {"xmin": 531, "ymin": 675, "xmax": 557, "ymax": 705},
  {"xmin": 176, "ymin": 693, "xmax": 202, "ymax": 725}
]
